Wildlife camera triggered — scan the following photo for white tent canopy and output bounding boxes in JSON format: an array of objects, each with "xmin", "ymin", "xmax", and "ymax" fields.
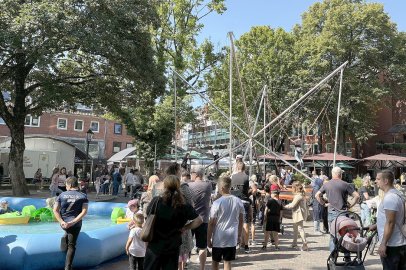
[{"xmin": 107, "ymin": 147, "xmax": 136, "ymax": 163}]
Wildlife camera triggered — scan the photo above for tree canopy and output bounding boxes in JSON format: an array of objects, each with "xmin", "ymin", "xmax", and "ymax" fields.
[
  {"xmin": 0, "ymin": 0, "xmax": 164, "ymax": 195},
  {"xmin": 206, "ymin": 0, "xmax": 406, "ymax": 156}
]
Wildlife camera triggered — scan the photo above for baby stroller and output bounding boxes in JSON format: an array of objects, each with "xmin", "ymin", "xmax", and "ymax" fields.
[{"xmin": 327, "ymin": 211, "xmax": 376, "ymax": 270}]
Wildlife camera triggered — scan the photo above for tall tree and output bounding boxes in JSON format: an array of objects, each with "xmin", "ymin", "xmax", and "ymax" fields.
[
  {"xmin": 294, "ymin": 0, "xmax": 401, "ymax": 155},
  {"xmin": 0, "ymin": 0, "xmax": 164, "ymax": 195},
  {"xmin": 123, "ymin": 0, "xmax": 226, "ymax": 171},
  {"xmin": 206, "ymin": 26, "xmax": 299, "ymax": 150}
]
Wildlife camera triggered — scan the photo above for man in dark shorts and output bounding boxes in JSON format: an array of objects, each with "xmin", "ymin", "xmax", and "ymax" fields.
[
  {"xmin": 53, "ymin": 177, "xmax": 88, "ymax": 270},
  {"xmin": 231, "ymin": 161, "xmax": 252, "ymax": 253},
  {"xmin": 315, "ymin": 167, "xmax": 359, "ymax": 254},
  {"xmin": 189, "ymin": 168, "xmax": 212, "ymax": 270},
  {"xmin": 208, "ymin": 176, "xmax": 244, "ymax": 270}
]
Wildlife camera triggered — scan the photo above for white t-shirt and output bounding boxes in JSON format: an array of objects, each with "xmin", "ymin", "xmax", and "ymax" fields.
[
  {"xmin": 210, "ymin": 195, "xmax": 244, "ymax": 248},
  {"xmin": 126, "ymin": 173, "xmax": 135, "ymax": 186},
  {"xmin": 129, "ymin": 227, "xmax": 146, "ymax": 257},
  {"xmin": 377, "ymin": 188, "xmax": 406, "ymax": 247}
]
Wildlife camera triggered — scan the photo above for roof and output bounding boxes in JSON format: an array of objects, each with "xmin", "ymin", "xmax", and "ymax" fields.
[
  {"xmin": 363, "ymin": 153, "xmax": 406, "ymax": 162},
  {"xmin": 257, "ymin": 153, "xmax": 297, "ymax": 161},
  {"xmin": 107, "ymin": 147, "xmax": 136, "ymax": 162},
  {"xmin": 388, "ymin": 124, "xmax": 406, "ymax": 134},
  {"xmin": 304, "ymin": 153, "xmax": 357, "ymax": 161},
  {"xmin": 0, "ymin": 135, "xmax": 91, "ymax": 160}
]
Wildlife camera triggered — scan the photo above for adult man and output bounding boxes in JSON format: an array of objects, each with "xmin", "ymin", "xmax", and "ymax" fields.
[
  {"xmin": 315, "ymin": 167, "xmax": 359, "ymax": 253},
  {"xmin": 189, "ymin": 168, "xmax": 213, "ymax": 270},
  {"xmin": 231, "ymin": 161, "xmax": 252, "ymax": 253},
  {"xmin": 369, "ymin": 170, "xmax": 406, "ymax": 269},
  {"xmin": 208, "ymin": 176, "xmax": 244, "ymax": 270},
  {"xmin": 124, "ymin": 169, "xmax": 134, "ymax": 197},
  {"xmin": 53, "ymin": 177, "xmax": 88, "ymax": 270}
]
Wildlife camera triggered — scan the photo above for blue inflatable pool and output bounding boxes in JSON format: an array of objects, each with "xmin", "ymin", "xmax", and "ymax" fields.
[{"xmin": 0, "ymin": 197, "xmax": 128, "ymax": 270}]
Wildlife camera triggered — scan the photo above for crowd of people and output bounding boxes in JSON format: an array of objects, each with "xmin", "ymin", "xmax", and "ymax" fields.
[{"xmin": 48, "ymin": 161, "xmax": 406, "ymax": 270}]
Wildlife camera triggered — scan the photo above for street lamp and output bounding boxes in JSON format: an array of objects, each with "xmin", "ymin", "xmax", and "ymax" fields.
[{"xmin": 83, "ymin": 128, "xmax": 94, "ymax": 181}]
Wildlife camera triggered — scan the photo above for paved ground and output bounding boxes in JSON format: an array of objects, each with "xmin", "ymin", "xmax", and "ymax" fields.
[
  {"xmin": 1, "ymin": 187, "xmax": 383, "ymax": 270},
  {"xmin": 89, "ymin": 218, "xmax": 382, "ymax": 270}
]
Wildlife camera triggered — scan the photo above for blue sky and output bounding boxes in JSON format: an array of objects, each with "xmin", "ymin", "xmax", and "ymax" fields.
[{"xmin": 199, "ymin": 0, "xmax": 406, "ymax": 48}]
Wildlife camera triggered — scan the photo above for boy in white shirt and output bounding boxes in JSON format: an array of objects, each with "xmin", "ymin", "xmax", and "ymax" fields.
[
  {"xmin": 125, "ymin": 213, "xmax": 146, "ymax": 270},
  {"xmin": 208, "ymin": 176, "xmax": 244, "ymax": 270}
]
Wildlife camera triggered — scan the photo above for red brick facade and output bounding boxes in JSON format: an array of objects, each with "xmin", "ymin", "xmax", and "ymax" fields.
[{"xmin": 0, "ymin": 111, "xmax": 135, "ymax": 160}]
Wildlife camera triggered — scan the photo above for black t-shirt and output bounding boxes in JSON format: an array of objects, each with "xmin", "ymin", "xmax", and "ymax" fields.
[
  {"xmin": 319, "ymin": 179, "xmax": 355, "ymax": 211},
  {"xmin": 56, "ymin": 190, "xmax": 88, "ymax": 227},
  {"xmin": 266, "ymin": 198, "xmax": 282, "ymax": 217},
  {"xmin": 147, "ymin": 196, "xmax": 198, "ymax": 254},
  {"xmin": 231, "ymin": 172, "xmax": 249, "ymax": 199},
  {"xmin": 359, "ymin": 186, "xmax": 374, "ymax": 203}
]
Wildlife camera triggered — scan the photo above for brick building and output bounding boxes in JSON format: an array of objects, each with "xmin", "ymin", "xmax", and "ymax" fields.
[
  {"xmin": 362, "ymin": 98, "xmax": 406, "ymax": 157},
  {"xmin": 0, "ymin": 111, "xmax": 135, "ymax": 162}
]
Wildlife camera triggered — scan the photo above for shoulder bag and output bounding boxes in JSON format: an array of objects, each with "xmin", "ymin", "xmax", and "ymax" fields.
[{"xmin": 140, "ymin": 197, "xmax": 160, "ymax": 242}]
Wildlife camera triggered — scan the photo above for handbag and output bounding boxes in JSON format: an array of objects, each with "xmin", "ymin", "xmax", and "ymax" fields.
[
  {"xmin": 394, "ymin": 193, "xmax": 406, "ymax": 238},
  {"xmin": 140, "ymin": 197, "xmax": 160, "ymax": 242}
]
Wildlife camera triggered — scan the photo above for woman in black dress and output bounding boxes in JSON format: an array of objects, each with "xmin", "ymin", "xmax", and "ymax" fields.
[{"xmin": 262, "ymin": 189, "xmax": 283, "ymax": 250}]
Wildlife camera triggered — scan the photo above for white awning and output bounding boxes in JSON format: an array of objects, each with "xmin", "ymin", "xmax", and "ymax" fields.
[{"xmin": 107, "ymin": 147, "xmax": 136, "ymax": 162}]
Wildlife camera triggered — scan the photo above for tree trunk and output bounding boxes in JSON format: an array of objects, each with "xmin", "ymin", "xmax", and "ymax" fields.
[{"xmin": 9, "ymin": 122, "xmax": 29, "ymax": 196}]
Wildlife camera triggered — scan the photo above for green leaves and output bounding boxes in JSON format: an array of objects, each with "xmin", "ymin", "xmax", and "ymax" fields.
[{"xmin": 206, "ymin": 0, "xmax": 406, "ymax": 154}]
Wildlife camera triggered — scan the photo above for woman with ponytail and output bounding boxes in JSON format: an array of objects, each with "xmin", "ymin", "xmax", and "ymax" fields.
[{"xmin": 144, "ymin": 175, "xmax": 203, "ymax": 270}]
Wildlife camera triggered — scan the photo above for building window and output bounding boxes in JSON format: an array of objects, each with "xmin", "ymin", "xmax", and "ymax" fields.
[
  {"xmin": 24, "ymin": 115, "xmax": 40, "ymax": 127},
  {"xmin": 57, "ymin": 118, "xmax": 67, "ymax": 130},
  {"xmin": 0, "ymin": 118, "xmax": 5, "ymax": 125},
  {"xmin": 113, "ymin": 142, "xmax": 121, "ymax": 153},
  {"xmin": 74, "ymin": 120, "xmax": 84, "ymax": 131},
  {"xmin": 114, "ymin": 123, "xmax": 122, "ymax": 134},
  {"xmin": 90, "ymin": 121, "xmax": 99, "ymax": 133},
  {"xmin": 126, "ymin": 143, "xmax": 133, "ymax": 148}
]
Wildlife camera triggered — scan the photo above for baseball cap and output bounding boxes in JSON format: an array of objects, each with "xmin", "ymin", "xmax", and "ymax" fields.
[
  {"xmin": 1, "ymin": 200, "xmax": 8, "ymax": 204},
  {"xmin": 236, "ymin": 154, "xmax": 243, "ymax": 159}
]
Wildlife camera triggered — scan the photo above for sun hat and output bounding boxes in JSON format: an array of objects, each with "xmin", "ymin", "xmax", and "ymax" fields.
[{"xmin": 127, "ymin": 199, "xmax": 139, "ymax": 208}]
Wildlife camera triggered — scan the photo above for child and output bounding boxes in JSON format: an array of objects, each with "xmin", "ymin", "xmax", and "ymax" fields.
[
  {"xmin": 0, "ymin": 200, "xmax": 15, "ymax": 214},
  {"xmin": 126, "ymin": 199, "xmax": 140, "ymax": 230},
  {"xmin": 125, "ymin": 213, "xmax": 146, "ymax": 270},
  {"xmin": 262, "ymin": 189, "xmax": 283, "ymax": 251},
  {"xmin": 208, "ymin": 176, "xmax": 244, "ymax": 270}
]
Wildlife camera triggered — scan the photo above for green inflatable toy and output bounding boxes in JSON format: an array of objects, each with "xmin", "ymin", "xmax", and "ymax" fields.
[
  {"xmin": 31, "ymin": 207, "xmax": 55, "ymax": 222},
  {"xmin": 110, "ymin": 207, "xmax": 125, "ymax": 222},
  {"xmin": 22, "ymin": 205, "xmax": 36, "ymax": 218}
]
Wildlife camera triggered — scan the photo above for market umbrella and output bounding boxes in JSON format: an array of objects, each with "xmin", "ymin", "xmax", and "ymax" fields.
[{"xmin": 363, "ymin": 153, "xmax": 406, "ymax": 169}]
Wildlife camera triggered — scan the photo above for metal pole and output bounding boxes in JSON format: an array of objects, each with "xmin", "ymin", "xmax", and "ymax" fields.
[
  {"xmin": 154, "ymin": 142, "xmax": 157, "ymax": 172},
  {"xmin": 244, "ymin": 85, "xmax": 267, "ymax": 159},
  {"xmin": 254, "ymin": 61, "xmax": 348, "ymax": 139},
  {"xmin": 333, "ymin": 68, "xmax": 344, "ymax": 167},
  {"xmin": 228, "ymin": 32, "xmax": 233, "ymax": 173},
  {"xmin": 84, "ymin": 140, "xmax": 89, "ymax": 180},
  {"xmin": 263, "ymin": 93, "xmax": 266, "ymax": 174},
  {"xmin": 174, "ymin": 72, "xmax": 178, "ymax": 162},
  {"xmin": 172, "ymin": 69, "xmax": 249, "ymax": 138}
]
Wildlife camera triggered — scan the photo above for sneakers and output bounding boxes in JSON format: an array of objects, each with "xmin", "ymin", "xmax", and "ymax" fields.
[
  {"xmin": 244, "ymin": 247, "xmax": 251, "ymax": 254},
  {"xmin": 261, "ymin": 246, "xmax": 267, "ymax": 251},
  {"xmin": 250, "ymin": 240, "xmax": 257, "ymax": 246},
  {"xmin": 60, "ymin": 235, "xmax": 68, "ymax": 252}
]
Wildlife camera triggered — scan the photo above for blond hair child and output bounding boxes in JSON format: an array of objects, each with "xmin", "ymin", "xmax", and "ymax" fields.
[{"xmin": 125, "ymin": 213, "xmax": 146, "ymax": 270}]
